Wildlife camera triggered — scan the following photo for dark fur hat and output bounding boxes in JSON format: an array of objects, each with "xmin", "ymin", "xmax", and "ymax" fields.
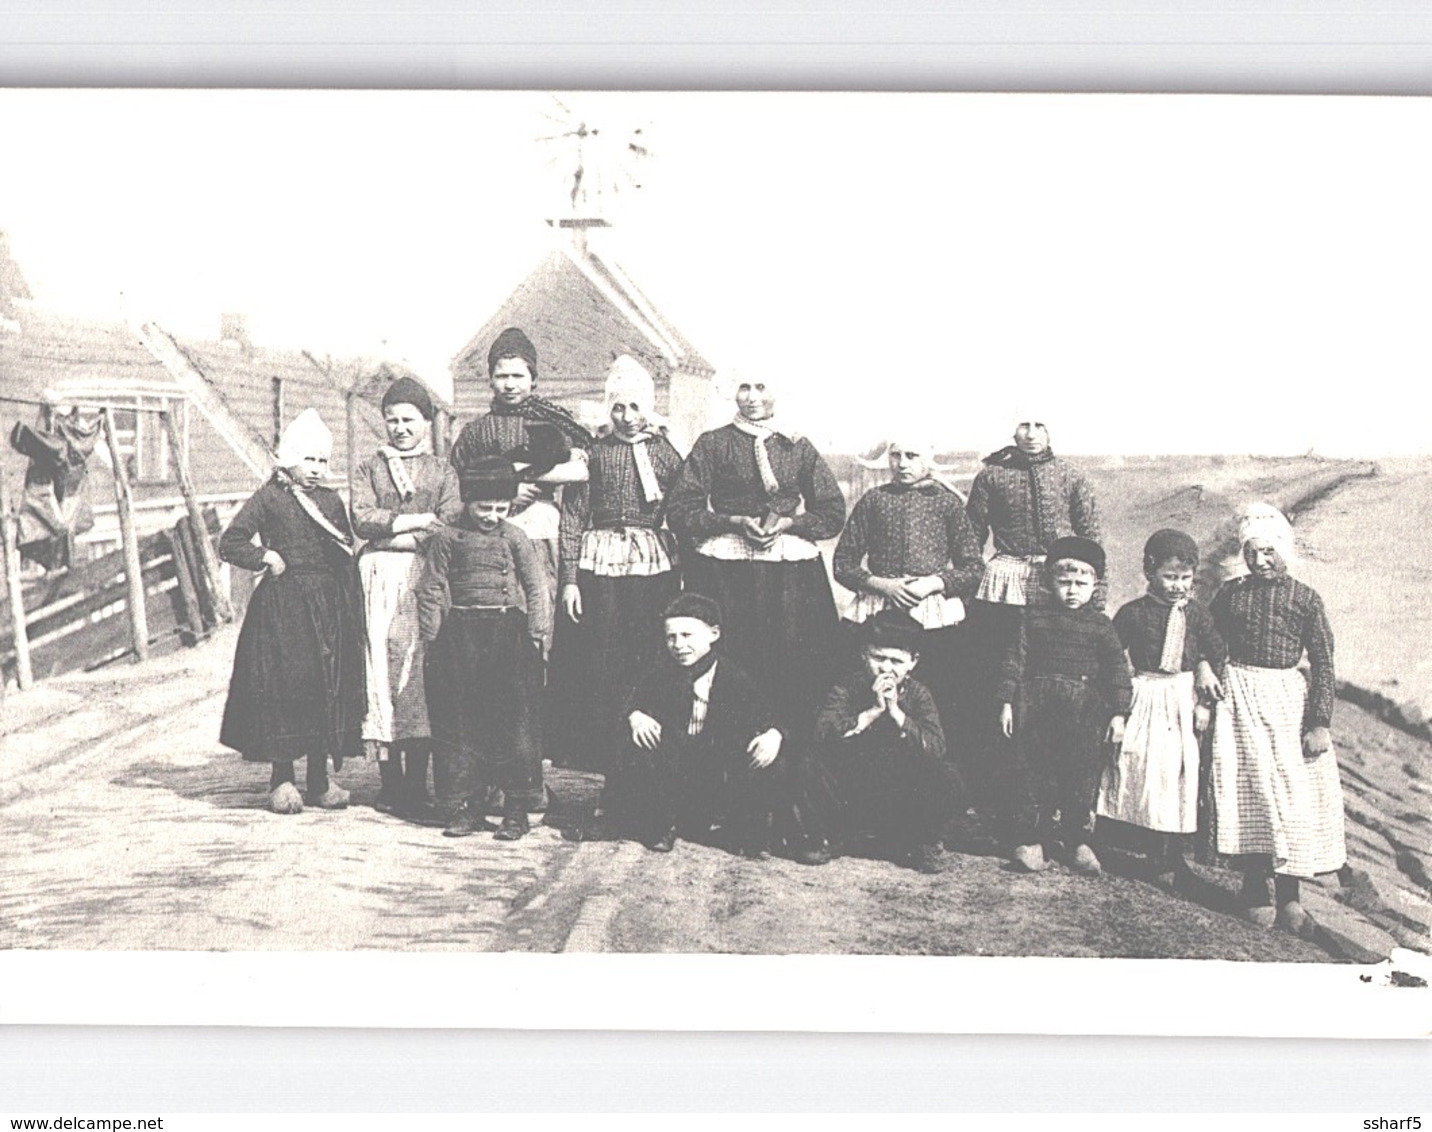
[
  {"xmin": 864, "ymin": 608, "xmax": 923, "ymax": 655},
  {"xmin": 1046, "ymin": 535, "xmax": 1106, "ymax": 579},
  {"xmin": 663, "ymin": 592, "xmax": 722, "ymax": 627},
  {"xmin": 458, "ymin": 455, "xmax": 518, "ymax": 503}
]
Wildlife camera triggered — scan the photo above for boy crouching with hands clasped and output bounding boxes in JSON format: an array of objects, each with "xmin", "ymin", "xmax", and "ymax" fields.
[
  {"xmin": 998, "ymin": 536, "xmax": 1132, "ymax": 875},
  {"xmin": 611, "ymin": 593, "xmax": 789, "ymax": 857},
  {"xmin": 800, "ymin": 609, "xmax": 962, "ymax": 873}
]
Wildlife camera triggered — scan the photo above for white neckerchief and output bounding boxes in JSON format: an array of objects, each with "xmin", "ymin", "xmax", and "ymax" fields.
[
  {"xmin": 689, "ymin": 660, "xmax": 718, "ymax": 736},
  {"xmin": 275, "ymin": 468, "xmax": 354, "ymax": 556},
  {"xmin": 1154, "ymin": 595, "xmax": 1189, "ymax": 674},
  {"xmin": 377, "ymin": 436, "xmax": 433, "ymax": 502},
  {"xmin": 731, "ymin": 415, "xmax": 800, "ymax": 496},
  {"xmin": 613, "ymin": 430, "xmax": 663, "ymax": 503}
]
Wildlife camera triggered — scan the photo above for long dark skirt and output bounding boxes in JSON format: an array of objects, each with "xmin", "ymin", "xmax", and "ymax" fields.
[
  {"xmin": 219, "ymin": 564, "xmax": 366, "ymax": 768},
  {"xmin": 426, "ymin": 608, "xmax": 545, "ymax": 812},
  {"xmin": 682, "ymin": 554, "xmax": 839, "ymax": 732},
  {"xmin": 549, "ymin": 568, "xmax": 681, "ymax": 772},
  {"xmin": 1006, "ymin": 674, "xmax": 1111, "ymax": 847}
]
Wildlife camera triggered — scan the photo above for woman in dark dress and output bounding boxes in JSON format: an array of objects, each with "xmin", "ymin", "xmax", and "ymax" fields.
[
  {"xmin": 218, "ymin": 408, "xmax": 366, "ymax": 814},
  {"xmin": 665, "ymin": 374, "xmax": 847, "ymax": 732}
]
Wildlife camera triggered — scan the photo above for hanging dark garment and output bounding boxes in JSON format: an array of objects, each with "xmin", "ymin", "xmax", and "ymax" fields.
[{"xmin": 9, "ymin": 410, "xmax": 102, "ymax": 570}]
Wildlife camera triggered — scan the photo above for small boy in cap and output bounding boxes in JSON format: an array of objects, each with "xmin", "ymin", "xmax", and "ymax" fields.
[
  {"xmin": 610, "ymin": 592, "xmax": 790, "ymax": 856},
  {"xmin": 416, "ymin": 454, "xmax": 553, "ymax": 841},
  {"xmin": 801, "ymin": 609, "xmax": 961, "ymax": 872},
  {"xmin": 997, "ymin": 535, "xmax": 1132, "ymax": 874}
]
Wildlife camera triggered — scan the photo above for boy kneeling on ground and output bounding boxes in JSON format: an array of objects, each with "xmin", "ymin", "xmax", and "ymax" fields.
[
  {"xmin": 800, "ymin": 609, "xmax": 960, "ymax": 873},
  {"xmin": 612, "ymin": 592, "xmax": 789, "ymax": 857}
]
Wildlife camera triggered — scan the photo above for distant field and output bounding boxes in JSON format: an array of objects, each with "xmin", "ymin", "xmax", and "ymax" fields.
[
  {"xmin": 1294, "ymin": 458, "xmax": 1432, "ymax": 726},
  {"xmin": 825, "ymin": 452, "xmax": 1365, "ymax": 615}
]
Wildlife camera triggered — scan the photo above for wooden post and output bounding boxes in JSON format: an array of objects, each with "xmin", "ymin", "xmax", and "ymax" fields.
[
  {"xmin": 0, "ymin": 471, "xmax": 34, "ymax": 691},
  {"xmin": 101, "ymin": 407, "xmax": 149, "ymax": 663},
  {"xmin": 345, "ymin": 390, "xmax": 359, "ymax": 488},
  {"xmin": 165, "ymin": 523, "xmax": 204, "ymax": 645},
  {"xmin": 161, "ymin": 409, "xmax": 232, "ymax": 622}
]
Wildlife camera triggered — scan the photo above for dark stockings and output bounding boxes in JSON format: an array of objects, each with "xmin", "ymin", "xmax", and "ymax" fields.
[
  {"xmin": 1274, "ymin": 875, "xmax": 1301, "ymax": 906},
  {"xmin": 270, "ymin": 757, "xmax": 328, "ymax": 796}
]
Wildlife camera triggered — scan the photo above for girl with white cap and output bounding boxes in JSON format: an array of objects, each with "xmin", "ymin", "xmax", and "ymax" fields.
[
  {"xmin": 551, "ymin": 355, "xmax": 684, "ymax": 772},
  {"xmin": 1208, "ymin": 502, "xmax": 1345, "ymax": 934},
  {"xmin": 218, "ymin": 408, "xmax": 366, "ymax": 814}
]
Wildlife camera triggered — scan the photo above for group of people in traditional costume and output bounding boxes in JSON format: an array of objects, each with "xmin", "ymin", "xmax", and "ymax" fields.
[{"xmin": 217, "ymin": 325, "xmax": 1347, "ymax": 936}]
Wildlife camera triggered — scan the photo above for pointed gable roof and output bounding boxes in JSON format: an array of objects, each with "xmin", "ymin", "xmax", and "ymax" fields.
[{"xmin": 450, "ymin": 240, "xmax": 713, "ymax": 421}]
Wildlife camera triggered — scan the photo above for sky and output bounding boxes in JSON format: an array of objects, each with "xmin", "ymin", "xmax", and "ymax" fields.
[{"xmin": 1, "ymin": 89, "xmax": 1428, "ymax": 456}]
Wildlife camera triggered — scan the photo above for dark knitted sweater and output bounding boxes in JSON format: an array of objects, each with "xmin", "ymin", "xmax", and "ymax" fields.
[
  {"xmin": 557, "ymin": 432, "xmax": 683, "ymax": 585},
  {"xmin": 415, "ymin": 517, "xmax": 553, "ymax": 644},
  {"xmin": 813, "ymin": 672, "xmax": 946, "ymax": 762},
  {"xmin": 449, "ymin": 403, "xmax": 592, "ymax": 514},
  {"xmin": 997, "ymin": 604, "xmax": 1133, "ymax": 713},
  {"xmin": 219, "ymin": 478, "xmax": 355, "ymax": 574},
  {"xmin": 1210, "ymin": 573, "xmax": 1335, "ymax": 729},
  {"xmin": 666, "ymin": 424, "xmax": 847, "ymax": 543},
  {"xmin": 965, "ymin": 454, "xmax": 1101, "ymax": 559},
  {"xmin": 833, "ymin": 480, "xmax": 983, "ymax": 602},
  {"xmin": 1113, "ymin": 593, "xmax": 1227, "ymax": 674}
]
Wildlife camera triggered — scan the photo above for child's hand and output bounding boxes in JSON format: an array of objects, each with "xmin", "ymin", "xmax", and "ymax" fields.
[
  {"xmin": 512, "ymin": 482, "xmax": 543, "ymax": 512},
  {"xmin": 561, "ymin": 584, "xmax": 583, "ymax": 623},
  {"xmin": 1193, "ymin": 702, "xmax": 1212, "ymax": 736},
  {"xmin": 262, "ymin": 550, "xmax": 287, "ymax": 576},
  {"xmin": 1196, "ymin": 661, "xmax": 1223, "ymax": 702},
  {"xmin": 842, "ymin": 706, "xmax": 884, "ymax": 738},
  {"xmin": 999, "ymin": 702, "xmax": 1014, "ymax": 739},
  {"xmin": 629, "ymin": 711, "xmax": 663, "ymax": 750},
  {"xmin": 747, "ymin": 728, "xmax": 783, "ymax": 769},
  {"xmin": 1302, "ymin": 725, "xmax": 1332, "ymax": 759},
  {"xmin": 865, "ymin": 576, "xmax": 905, "ymax": 602},
  {"xmin": 872, "ymin": 671, "xmax": 900, "ymax": 709},
  {"xmin": 736, "ymin": 515, "xmax": 768, "ymax": 544},
  {"xmin": 904, "ymin": 574, "xmax": 944, "ymax": 601},
  {"xmin": 1106, "ymin": 715, "xmax": 1126, "ymax": 746}
]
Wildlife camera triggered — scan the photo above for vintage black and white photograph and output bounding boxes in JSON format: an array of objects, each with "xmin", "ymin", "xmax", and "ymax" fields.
[{"xmin": 0, "ymin": 88, "xmax": 1428, "ymax": 1032}]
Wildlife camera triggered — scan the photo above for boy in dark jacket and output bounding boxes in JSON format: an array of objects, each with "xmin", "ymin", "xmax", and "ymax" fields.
[
  {"xmin": 417, "ymin": 456, "xmax": 553, "ymax": 841},
  {"xmin": 802, "ymin": 609, "xmax": 960, "ymax": 872},
  {"xmin": 997, "ymin": 536, "xmax": 1132, "ymax": 875},
  {"xmin": 612, "ymin": 592, "xmax": 789, "ymax": 857}
]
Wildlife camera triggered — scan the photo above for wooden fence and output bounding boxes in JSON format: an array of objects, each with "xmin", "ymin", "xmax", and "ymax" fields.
[
  {"xmin": 0, "ymin": 508, "xmax": 225, "ymax": 681},
  {"xmin": 1, "ymin": 406, "xmax": 234, "ymax": 689}
]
